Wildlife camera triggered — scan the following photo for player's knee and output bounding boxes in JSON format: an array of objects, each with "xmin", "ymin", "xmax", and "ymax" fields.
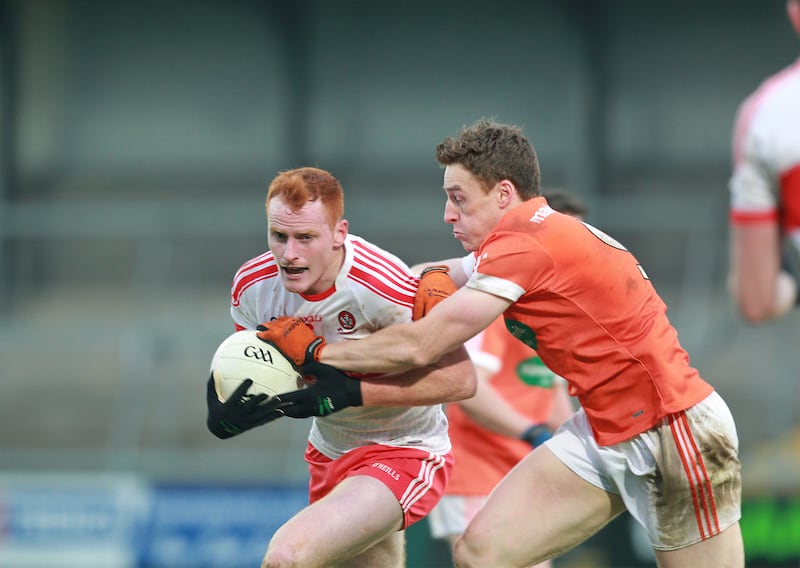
[
  {"xmin": 453, "ymin": 533, "xmax": 492, "ymax": 568},
  {"xmin": 261, "ymin": 543, "xmax": 308, "ymax": 568}
]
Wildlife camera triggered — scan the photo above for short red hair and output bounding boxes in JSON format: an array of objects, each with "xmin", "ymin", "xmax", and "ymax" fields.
[{"xmin": 266, "ymin": 167, "xmax": 345, "ymax": 229}]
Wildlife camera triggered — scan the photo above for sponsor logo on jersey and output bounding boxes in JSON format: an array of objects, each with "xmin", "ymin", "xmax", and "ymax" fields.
[
  {"xmin": 516, "ymin": 356, "xmax": 556, "ymax": 387},
  {"xmin": 504, "ymin": 318, "xmax": 538, "ymax": 350},
  {"xmin": 529, "ymin": 204, "xmax": 555, "ymax": 224}
]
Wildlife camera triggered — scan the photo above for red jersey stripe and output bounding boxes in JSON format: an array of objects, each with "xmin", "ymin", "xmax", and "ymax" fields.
[
  {"xmin": 349, "ymin": 241, "xmax": 416, "ymax": 307},
  {"xmin": 350, "ymin": 266, "xmax": 415, "ymax": 307},
  {"xmin": 231, "ymin": 253, "xmax": 279, "ymax": 307},
  {"xmin": 352, "ymin": 239, "xmax": 418, "ymax": 294},
  {"xmin": 729, "ymin": 209, "xmax": 778, "ymax": 225}
]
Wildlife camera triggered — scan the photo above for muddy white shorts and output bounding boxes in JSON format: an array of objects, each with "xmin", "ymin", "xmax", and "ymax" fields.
[{"xmin": 545, "ymin": 391, "xmax": 741, "ymax": 550}]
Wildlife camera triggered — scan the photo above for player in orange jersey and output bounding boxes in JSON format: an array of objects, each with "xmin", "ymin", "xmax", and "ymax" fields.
[
  {"xmin": 258, "ymin": 121, "xmax": 743, "ymax": 568},
  {"xmin": 423, "ymin": 190, "xmax": 586, "ymax": 567},
  {"xmin": 728, "ymin": 0, "xmax": 800, "ymax": 324}
]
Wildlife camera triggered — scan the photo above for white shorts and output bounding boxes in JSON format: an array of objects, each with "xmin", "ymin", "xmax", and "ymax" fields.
[
  {"xmin": 427, "ymin": 494, "xmax": 488, "ymax": 539},
  {"xmin": 545, "ymin": 391, "xmax": 741, "ymax": 551}
]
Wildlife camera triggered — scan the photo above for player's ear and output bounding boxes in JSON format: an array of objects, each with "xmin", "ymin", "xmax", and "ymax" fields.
[
  {"xmin": 496, "ymin": 180, "xmax": 515, "ymax": 209},
  {"xmin": 333, "ymin": 218, "xmax": 348, "ymax": 247}
]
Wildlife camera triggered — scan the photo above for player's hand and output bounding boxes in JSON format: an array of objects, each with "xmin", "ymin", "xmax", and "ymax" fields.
[
  {"xmin": 520, "ymin": 424, "xmax": 553, "ymax": 448},
  {"xmin": 269, "ymin": 361, "xmax": 364, "ymax": 419},
  {"xmin": 412, "ymin": 265, "xmax": 457, "ymax": 321},
  {"xmin": 206, "ymin": 375, "xmax": 285, "ymax": 439},
  {"xmin": 255, "ymin": 317, "xmax": 326, "ymax": 366}
]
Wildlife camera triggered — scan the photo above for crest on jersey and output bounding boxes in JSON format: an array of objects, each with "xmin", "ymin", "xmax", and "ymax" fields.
[
  {"xmin": 504, "ymin": 318, "xmax": 538, "ymax": 350},
  {"xmin": 338, "ymin": 310, "xmax": 356, "ymax": 331}
]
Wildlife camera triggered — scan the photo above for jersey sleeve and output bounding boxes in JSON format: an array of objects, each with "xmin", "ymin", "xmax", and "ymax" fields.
[
  {"xmin": 729, "ymin": 103, "xmax": 779, "ymax": 225},
  {"xmin": 467, "ymin": 230, "xmax": 553, "ymax": 302}
]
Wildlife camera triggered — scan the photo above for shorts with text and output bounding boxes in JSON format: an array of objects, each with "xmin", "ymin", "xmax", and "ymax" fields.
[{"xmin": 305, "ymin": 442, "xmax": 453, "ymax": 529}]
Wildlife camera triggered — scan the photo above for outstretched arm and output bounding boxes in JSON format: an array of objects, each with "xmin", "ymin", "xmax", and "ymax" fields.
[
  {"xmin": 322, "ymin": 286, "xmax": 510, "ymax": 374},
  {"xmin": 359, "ymin": 345, "xmax": 476, "ymax": 406},
  {"xmin": 256, "ymin": 287, "xmax": 510, "ymax": 375}
]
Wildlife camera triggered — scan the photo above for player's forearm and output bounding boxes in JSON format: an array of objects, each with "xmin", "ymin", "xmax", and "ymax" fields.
[
  {"xmin": 359, "ymin": 347, "xmax": 476, "ymax": 406},
  {"xmin": 321, "ymin": 320, "xmax": 443, "ymax": 373},
  {"xmin": 730, "ymin": 224, "xmax": 796, "ymax": 323},
  {"xmin": 458, "ymin": 380, "xmax": 533, "ymax": 438}
]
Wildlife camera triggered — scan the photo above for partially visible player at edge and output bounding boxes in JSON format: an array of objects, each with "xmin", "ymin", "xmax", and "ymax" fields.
[
  {"xmin": 205, "ymin": 167, "xmax": 476, "ymax": 568},
  {"xmin": 422, "ymin": 189, "xmax": 586, "ymax": 568},
  {"xmin": 728, "ymin": 0, "xmax": 800, "ymax": 324},
  {"xmin": 258, "ymin": 120, "xmax": 744, "ymax": 567}
]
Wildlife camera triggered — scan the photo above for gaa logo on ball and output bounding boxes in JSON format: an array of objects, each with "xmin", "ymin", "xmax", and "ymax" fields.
[
  {"xmin": 244, "ymin": 344, "xmax": 275, "ymax": 364},
  {"xmin": 210, "ymin": 330, "xmax": 302, "ymax": 402}
]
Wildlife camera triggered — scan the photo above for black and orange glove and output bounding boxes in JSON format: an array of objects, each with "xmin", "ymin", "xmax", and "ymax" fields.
[
  {"xmin": 412, "ymin": 265, "xmax": 457, "ymax": 320},
  {"xmin": 255, "ymin": 316, "xmax": 326, "ymax": 367}
]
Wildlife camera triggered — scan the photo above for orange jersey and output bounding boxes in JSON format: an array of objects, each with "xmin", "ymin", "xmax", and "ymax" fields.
[
  {"xmin": 446, "ymin": 317, "xmax": 560, "ymax": 494},
  {"xmin": 467, "ymin": 197, "xmax": 713, "ymax": 446}
]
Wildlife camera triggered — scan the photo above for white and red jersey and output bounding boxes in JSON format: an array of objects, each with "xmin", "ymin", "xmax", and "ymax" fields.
[
  {"xmin": 730, "ymin": 57, "xmax": 800, "ymax": 245},
  {"xmin": 229, "ymin": 233, "xmax": 451, "ymax": 459}
]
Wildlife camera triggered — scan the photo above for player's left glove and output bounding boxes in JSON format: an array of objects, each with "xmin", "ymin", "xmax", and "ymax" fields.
[
  {"xmin": 269, "ymin": 361, "xmax": 363, "ymax": 418},
  {"xmin": 520, "ymin": 423, "xmax": 553, "ymax": 448},
  {"xmin": 255, "ymin": 317, "xmax": 326, "ymax": 367},
  {"xmin": 412, "ymin": 265, "xmax": 457, "ymax": 321},
  {"xmin": 205, "ymin": 375, "xmax": 284, "ymax": 439}
]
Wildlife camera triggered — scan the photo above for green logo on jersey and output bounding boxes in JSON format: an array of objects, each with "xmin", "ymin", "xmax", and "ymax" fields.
[
  {"xmin": 516, "ymin": 356, "xmax": 556, "ymax": 388},
  {"xmin": 504, "ymin": 318, "xmax": 538, "ymax": 349}
]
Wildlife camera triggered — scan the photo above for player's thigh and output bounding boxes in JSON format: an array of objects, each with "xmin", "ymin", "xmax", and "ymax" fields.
[
  {"xmin": 344, "ymin": 530, "xmax": 405, "ymax": 568},
  {"xmin": 458, "ymin": 447, "xmax": 625, "ymax": 567},
  {"xmin": 654, "ymin": 522, "xmax": 744, "ymax": 568},
  {"xmin": 265, "ymin": 475, "xmax": 403, "ymax": 567}
]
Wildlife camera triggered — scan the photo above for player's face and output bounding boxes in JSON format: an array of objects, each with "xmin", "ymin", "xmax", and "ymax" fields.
[
  {"xmin": 267, "ymin": 196, "xmax": 347, "ymax": 295},
  {"xmin": 442, "ymin": 164, "xmax": 503, "ymax": 252}
]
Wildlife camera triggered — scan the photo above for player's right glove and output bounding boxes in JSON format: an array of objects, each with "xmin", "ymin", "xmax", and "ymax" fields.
[
  {"xmin": 412, "ymin": 265, "xmax": 457, "ymax": 321},
  {"xmin": 520, "ymin": 424, "xmax": 553, "ymax": 448},
  {"xmin": 270, "ymin": 361, "xmax": 364, "ymax": 418},
  {"xmin": 255, "ymin": 317, "xmax": 326, "ymax": 366},
  {"xmin": 206, "ymin": 375, "xmax": 285, "ymax": 439}
]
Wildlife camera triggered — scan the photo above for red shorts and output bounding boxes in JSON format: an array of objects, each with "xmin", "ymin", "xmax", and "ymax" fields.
[{"xmin": 305, "ymin": 443, "xmax": 454, "ymax": 528}]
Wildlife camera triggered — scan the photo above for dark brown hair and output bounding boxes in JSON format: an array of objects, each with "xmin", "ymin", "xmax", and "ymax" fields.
[{"xmin": 435, "ymin": 118, "xmax": 541, "ymax": 200}]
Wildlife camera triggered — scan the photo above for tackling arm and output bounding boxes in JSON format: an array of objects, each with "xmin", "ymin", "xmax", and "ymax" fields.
[
  {"xmin": 320, "ymin": 286, "xmax": 510, "ymax": 373},
  {"xmin": 359, "ymin": 345, "xmax": 476, "ymax": 406}
]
